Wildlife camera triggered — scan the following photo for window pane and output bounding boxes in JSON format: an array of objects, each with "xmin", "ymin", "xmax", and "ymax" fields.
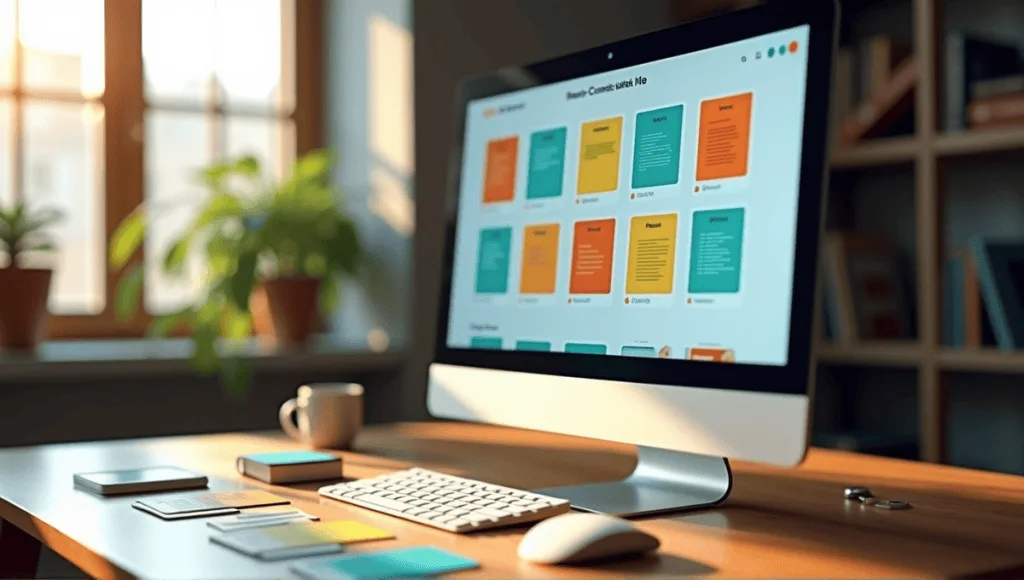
[
  {"xmin": 19, "ymin": 0, "xmax": 104, "ymax": 97},
  {"xmin": 0, "ymin": 100, "xmax": 12, "ymax": 209},
  {"xmin": 22, "ymin": 101, "xmax": 105, "ymax": 314},
  {"xmin": 0, "ymin": 0, "xmax": 14, "ymax": 88},
  {"xmin": 145, "ymin": 110, "xmax": 212, "ymax": 314},
  {"xmin": 225, "ymin": 116, "xmax": 295, "ymax": 180},
  {"xmin": 215, "ymin": 0, "xmax": 292, "ymax": 111},
  {"xmin": 143, "ymin": 0, "xmax": 214, "ymax": 105}
]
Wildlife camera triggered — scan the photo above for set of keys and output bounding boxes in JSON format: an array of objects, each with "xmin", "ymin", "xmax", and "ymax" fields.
[{"xmin": 844, "ymin": 486, "xmax": 912, "ymax": 510}]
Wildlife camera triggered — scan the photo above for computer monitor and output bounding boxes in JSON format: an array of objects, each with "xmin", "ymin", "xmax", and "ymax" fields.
[{"xmin": 428, "ymin": 0, "xmax": 837, "ymax": 516}]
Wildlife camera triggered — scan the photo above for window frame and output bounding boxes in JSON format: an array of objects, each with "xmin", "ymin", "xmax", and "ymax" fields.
[{"xmin": 1, "ymin": 0, "xmax": 324, "ymax": 340}]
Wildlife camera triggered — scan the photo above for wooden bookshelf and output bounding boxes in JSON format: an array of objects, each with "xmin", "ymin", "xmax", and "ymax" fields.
[
  {"xmin": 934, "ymin": 129, "xmax": 1024, "ymax": 157},
  {"xmin": 818, "ymin": 341, "xmax": 923, "ymax": 367},
  {"xmin": 831, "ymin": 136, "xmax": 920, "ymax": 168},
  {"xmin": 937, "ymin": 349, "xmax": 1024, "ymax": 373}
]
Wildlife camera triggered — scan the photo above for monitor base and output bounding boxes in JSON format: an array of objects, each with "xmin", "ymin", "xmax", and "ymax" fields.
[{"xmin": 532, "ymin": 446, "xmax": 732, "ymax": 517}]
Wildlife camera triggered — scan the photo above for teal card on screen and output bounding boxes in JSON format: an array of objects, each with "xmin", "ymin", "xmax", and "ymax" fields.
[
  {"xmin": 526, "ymin": 127, "xmax": 567, "ymax": 199},
  {"xmin": 621, "ymin": 346, "xmax": 657, "ymax": 357},
  {"xmin": 688, "ymin": 207, "xmax": 746, "ymax": 294},
  {"xmin": 515, "ymin": 340, "xmax": 551, "ymax": 352},
  {"xmin": 564, "ymin": 343, "xmax": 607, "ymax": 355},
  {"xmin": 475, "ymin": 227, "xmax": 512, "ymax": 294},
  {"xmin": 290, "ymin": 546, "xmax": 479, "ymax": 580},
  {"xmin": 631, "ymin": 104, "xmax": 684, "ymax": 188},
  {"xmin": 469, "ymin": 336, "xmax": 503, "ymax": 349}
]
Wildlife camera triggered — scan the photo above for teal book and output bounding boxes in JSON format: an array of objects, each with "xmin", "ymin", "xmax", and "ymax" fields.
[{"xmin": 237, "ymin": 451, "xmax": 342, "ymax": 484}]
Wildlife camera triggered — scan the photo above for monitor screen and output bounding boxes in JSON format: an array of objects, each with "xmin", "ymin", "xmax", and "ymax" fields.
[{"xmin": 445, "ymin": 25, "xmax": 811, "ymax": 367}]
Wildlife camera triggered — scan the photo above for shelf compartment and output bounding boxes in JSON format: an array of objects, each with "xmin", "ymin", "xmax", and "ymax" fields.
[{"xmin": 817, "ymin": 341, "xmax": 924, "ymax": 367}]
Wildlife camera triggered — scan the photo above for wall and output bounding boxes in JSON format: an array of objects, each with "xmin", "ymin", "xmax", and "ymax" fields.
[
  {"xmin": 411, "ymin": 0, "xmax": 676, "ymax": 419},
  {"xmin": 325, "ymin": 0, "xmax": 414, "ymax": 355}
]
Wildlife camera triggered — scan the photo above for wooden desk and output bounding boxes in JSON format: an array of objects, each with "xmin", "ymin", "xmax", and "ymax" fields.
[{"xmin": 1, "ymin": 422, "xmax": 1022, "ymax": 579}]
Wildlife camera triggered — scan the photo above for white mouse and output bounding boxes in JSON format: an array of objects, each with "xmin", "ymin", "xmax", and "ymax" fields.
[{"xmin": 517, "ymin": 512, "xmax": 660, "ymax": 565}]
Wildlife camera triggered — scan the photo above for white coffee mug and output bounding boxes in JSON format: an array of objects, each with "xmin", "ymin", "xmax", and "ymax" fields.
[{"xmin": 279, "ymin": 383, "xmax": 364, "ymax": 449}]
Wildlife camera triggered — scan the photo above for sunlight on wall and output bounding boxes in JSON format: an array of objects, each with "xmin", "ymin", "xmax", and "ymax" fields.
[{"xmin": 368, "ymin": 13, "xmax": 414, "ymax": 238}]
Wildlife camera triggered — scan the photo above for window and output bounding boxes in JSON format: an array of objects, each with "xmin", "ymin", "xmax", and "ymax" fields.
[{"xmin": 0, "ymin": 0, "xmax": 322, "ymax": 338}]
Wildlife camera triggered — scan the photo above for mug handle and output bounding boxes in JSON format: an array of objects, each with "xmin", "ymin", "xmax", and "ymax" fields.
[{"xmin": 278, "ymin": 398, "xmax": 305, "ymax": 441}]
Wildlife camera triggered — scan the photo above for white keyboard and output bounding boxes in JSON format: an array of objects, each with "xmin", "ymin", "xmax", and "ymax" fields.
[{"xmin": 318, "ymin": 468, "xmax": 571, "ymax": 533}]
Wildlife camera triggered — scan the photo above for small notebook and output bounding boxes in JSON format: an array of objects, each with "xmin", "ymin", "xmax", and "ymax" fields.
[
  {"xmin": 237, "ymin": 451, "xmax": 343, "ymax": 484},
  {"xmin": 210, "ymin": 520, "xmax": 394, "ymax": 560},
  {"xmin": 290, "ymin": 546, "xmax": 480, "ymax": 580}
]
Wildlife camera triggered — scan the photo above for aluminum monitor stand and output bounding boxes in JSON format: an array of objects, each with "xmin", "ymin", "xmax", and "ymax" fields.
[{"xmin": 533, "ymin": 446, "xmax": 732, "ymax": 517}]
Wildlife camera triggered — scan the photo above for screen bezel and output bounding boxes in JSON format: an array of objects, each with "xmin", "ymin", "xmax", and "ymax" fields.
[{"xmin": 433, "ymin": 0, "xmax": 836, "ymax": 397}]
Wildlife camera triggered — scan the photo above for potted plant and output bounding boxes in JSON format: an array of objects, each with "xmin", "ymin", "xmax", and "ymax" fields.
[
  {"xmin": 109, "ymin": 149, "xmax": 362, "ymax": 396},
  {"xmin": 0, "ymin": 203, "xmax": 63, "ymax": 350}
]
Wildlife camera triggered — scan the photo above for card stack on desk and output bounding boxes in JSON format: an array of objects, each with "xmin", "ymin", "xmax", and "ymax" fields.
[
  {"xmin": 132, "ymin": 489, "xmax": 290, "ymax": 520},
  {"xmin": 290, "ymin": 547, "xmax": 480, "ymax": 580},
  {"xmin": 210, "ymin": 520, "xmax": 394, "ymax": 560}
]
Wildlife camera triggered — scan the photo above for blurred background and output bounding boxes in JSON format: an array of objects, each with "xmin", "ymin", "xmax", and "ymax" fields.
[{"xmin": 1, "ymin": 0, "xmax": 1022, "ymax": 481}]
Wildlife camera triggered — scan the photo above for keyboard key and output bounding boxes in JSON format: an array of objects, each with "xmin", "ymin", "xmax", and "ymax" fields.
[
  {"xmin": 409, "ymin": 499, "xmax": 429, "ymax": 507},
  {"xmin": 490, "ymin": 502, "xmax": 510, "ymax": 510},
  {"xmin": 433, "ymin": 515, "xmax": 456, "ymax": 524},
  {"xmin": 356, "ymin": 494, "xmax": 414, "ymax": 513},
  {"xmin": 512, "ymin": 500, "xmax": 532, "ymax": 507},
  {"xmin": 435, "ymin": 506, "xmax": 453, "ymax": 514},
  {"xmin": 424, "ymin": 503, "xmax": 444, "ymax": 511},
  {"xmin": 423, "ymin": 495, "xmax": 441, "ymax": 502},
  {"xmin": 405, "ymin": 507, "xmax": 428, "ymax": 516},
  {"xmin": 411, "ymin": 491, "xmax": 430, "ymax": 498},
  {"xmin": 448, "ymin": 509, "xmax": 469, "ymax": 517},
  {"xmin": 527, "ymin": 503, "xmax": 551, "ymax": 510},
  {"xmin": 464, "ymin": 512, "xmax": 495, "ymax": 523},
  {"xmin": 477, "ymin": 507, "xmax": 510, "ymax": 518},
  {"xmin": 448, "ymin": 518, "xmax": 471, "ymax": 528},
  {"xmin": 486, "ymin": 493, "xmax": 505, "ymax": 501},
  {"xmin": 421, "ymin": 511, "xmax": 442, "ymax": 520}
]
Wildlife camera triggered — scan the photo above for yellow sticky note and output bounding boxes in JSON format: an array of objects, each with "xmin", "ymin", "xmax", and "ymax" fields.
[
  {"xmin": 626, "ymin": 213, "xmax": 678, "ymax": 295},
  {"xmin": 577, "ymin": 116, "xmax": 623, "ymax": 195},
  {"xmin": 263, "ymin": 520, "xmax": 394, "ymax": 546}
]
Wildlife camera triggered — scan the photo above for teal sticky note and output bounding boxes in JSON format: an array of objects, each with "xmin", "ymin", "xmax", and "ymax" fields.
[
  {"xmin": 515, "ymin": 340, "xmax": 551, "ymax": 352},
  {"xmin": 475, "ymin": 227, "xmax": 512, "ymax": 294},
  {"xmin": 526, "ymin": 127, "xmax": 567, "ymax": 199},
  {"xmin": 688, "ymin": 208, "xmax": 745, "ymax": 293},
  {"xmin": 621, "ymin": 346, "xmax": 657, "ymax": 357},
  {"xmin": 631, "ymin": 104, "xmax": 684, "ymax": 188},
  {"xmin": 564, "ymin": 343, "xmax": 607, "ymax": 355},
  {"xmin": 243, "ymin": 451, "xmax": 337, "ymax": 465},
  {"xmin": 297, "ymin": 546, "xmax": 480, "ymax": 580},
  {"xmin": 469, "ymin": 336, "xmax": 503, "ymax": 350}
]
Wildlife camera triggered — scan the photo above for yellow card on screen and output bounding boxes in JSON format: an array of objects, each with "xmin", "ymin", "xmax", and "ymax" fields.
[
  {"xmin": 519, "ymin": 223, "xmax": 560, "ymax": 294},
  {"xmin": 577, "ymin": 116, "xmax": 623, "ymax": 195},
  {"xmin": 626, "ymin": 213, "xmax": 678, "ymax": 295}
]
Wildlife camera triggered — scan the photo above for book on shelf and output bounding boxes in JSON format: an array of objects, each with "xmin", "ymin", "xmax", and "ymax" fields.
[
  {"xmin": 971, "ymin": 74, "xmax": 1024, "ymax": 100},
  {"xmin": 968, "ymin": 92, "xmax": 1024, "ymax": 129},
  {"xmin": 831, "ymin": 47, "xmax": 855, "ymax": 148},
  {"xmin": 944, "ymin": 32, "xmax": 1022, "ymax": 131},
  {"xmin": 841, "ymin": 55, "xmax": 917, "ymax": 144},
  {"xmin": 969, "ymin": 237, "xmax": 1024, "ymax": 351},
  {"xmin": 944, "ymin": 255, "xmax": 966, "ymax": 347},
  {"xmin": 821, "ymin": 231, "xmax": 913, "ymax": 342}
]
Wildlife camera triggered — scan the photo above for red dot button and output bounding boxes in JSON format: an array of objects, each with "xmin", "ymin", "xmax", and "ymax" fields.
[{"xmin": 789, "ymin": 41, "xmax": 799, "ymax": 54}]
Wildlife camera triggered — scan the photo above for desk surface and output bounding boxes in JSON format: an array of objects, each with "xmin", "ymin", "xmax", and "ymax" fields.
[{"xmin": 1, "ymin": 422, "xmax": 1023, "ymax": 579}]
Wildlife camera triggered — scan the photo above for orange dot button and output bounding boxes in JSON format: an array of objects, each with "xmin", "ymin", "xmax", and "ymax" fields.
[{"xmin": 788, "ymin": 40, "xmax": 799, "ymax": 54}]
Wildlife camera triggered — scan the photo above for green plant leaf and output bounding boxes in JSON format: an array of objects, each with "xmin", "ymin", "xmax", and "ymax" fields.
[
  {"xmin": 190, "ymin": 323, "xmax": 219, "ymax": 375},
  {"xmin": 319, "ymin": 275, "xmax": 340, "ymax": 315},
  {"xmin": 21, "ymin": 241, "xmax": 55, "ymax": 253},
  {"xmin": 229, "ymin": 249, "xmax": 259, "ymax": 312},
  {"xmin": 233, "ymin": 155, "xmax": 261, "ymax": 176},
  {"xmin": 219, "ymin": 356, "xmax": 253, "ymax": 400},
  {"xmin": 195, "ymin": 194, "xmax": 244, "ymax": 229},
  {"xmin": 163, "ymin": 236, "xmax": 192, "ymax": 274},
  {"xmin": 293, "ymin": 149, "xmax": 335, "ymax": 182},
  {"xmin": 221, "ymin": 307, "xmax": 253, "ymax": 341},
  {"xmin": 114, "ymin": 265, "xmax": 144, "ymax": 321},
  {"xmin": 148, "ymin": 308, "xmax": 192, "ymax": 338},
  {"xmin": 110, "ymin": 211, "xmax": 146, "ymax": 269}
]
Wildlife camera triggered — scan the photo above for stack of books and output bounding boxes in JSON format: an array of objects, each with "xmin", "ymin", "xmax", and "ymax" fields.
[{"xmin": 945, "ymin": 32, "xmax": 1024, "ymax": 131}]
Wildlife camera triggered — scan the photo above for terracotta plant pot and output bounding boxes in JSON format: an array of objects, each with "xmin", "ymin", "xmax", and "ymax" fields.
[
  {"xmin": 0, "ymin": 267, "xmax": 52, "ymax": 350},
  {"xmin": 257, "ymin": 277, "xmax": 322, "ymax": 344}
]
